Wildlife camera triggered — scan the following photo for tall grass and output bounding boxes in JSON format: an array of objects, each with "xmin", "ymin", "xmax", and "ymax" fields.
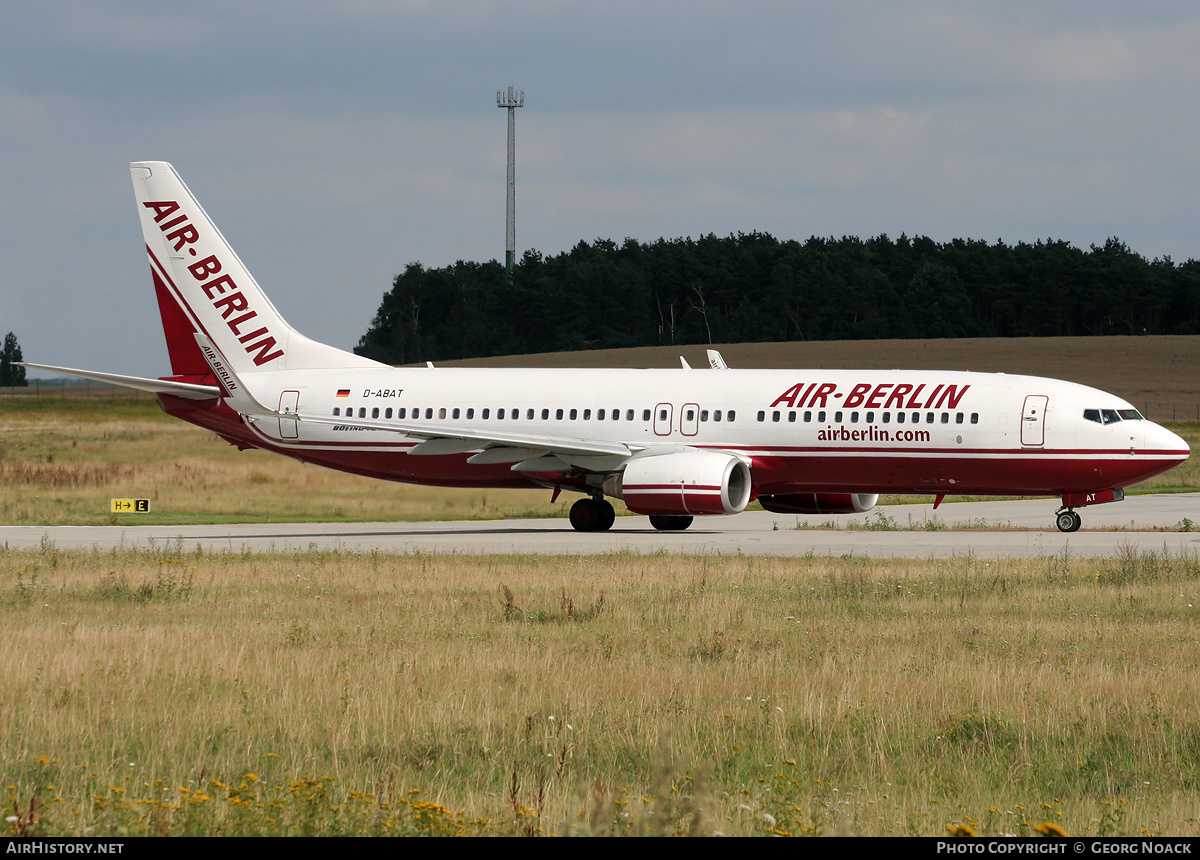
[
  {"xmin": 0, "ymin": 398, "xmax": 565, "ymax": 525},
  {"xmin": 2, "ymin": 545, "xmax": 1199, "ymax": 835}
]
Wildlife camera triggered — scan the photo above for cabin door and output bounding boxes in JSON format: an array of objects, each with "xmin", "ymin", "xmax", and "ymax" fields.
[
  {"xmin": 1021, "ymin": 395, "xmax": 1047, "ymax": 447},
  {"xmin": 278, "ymin": 390, "xmax": 300, "ymax": 439}
]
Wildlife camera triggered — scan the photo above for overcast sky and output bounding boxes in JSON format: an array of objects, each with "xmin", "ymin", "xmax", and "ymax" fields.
[{"xmin": 3, "ymin": 1, "xmax": 1199, "ymax": 375}]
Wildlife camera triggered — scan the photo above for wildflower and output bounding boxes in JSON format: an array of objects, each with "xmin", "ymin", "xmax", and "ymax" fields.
[
  {"xmin": 946, "ymin": 822, "xmax": 979, "ymax": 837},
  {"xmin": 1032, "ymin": 821, "xmax": 1068, "ymax": 837}
]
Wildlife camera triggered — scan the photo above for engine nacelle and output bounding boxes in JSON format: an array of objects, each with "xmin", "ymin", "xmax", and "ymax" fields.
[
  {"xmin": 604, "ymin": 451, "xmax": 752, "ymax": 516},
  {"xmin": 758, "ymin": 492, "xmax": 879, "ymax": 515}
]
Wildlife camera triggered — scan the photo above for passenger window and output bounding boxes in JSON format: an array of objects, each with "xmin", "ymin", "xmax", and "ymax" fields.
[
  {"xmin": 834, "ymin": 411, "xmax": 843, "ymax": 422},
  {"xmin": 896, "ymin": 412, "xmax": 904, "ymax": 423},
  {"xmin": 940, "ymin": 412, "xmax": 948, "ymax": 424},
  {"xmin": 772, "ymin": 411, "xmax": 780, "ymax": 422},
  {"xmin": 882, "ymin": 412, "xmax": 890, "ymax": 424},
  {"xmin": 727, "ymin": 411, "xmax": 735, "ymax": 422},
  {"xmin": 788, "ymin": 410, "xmax": 796, "ymax": 423},
  {"xmin": 866, "ymin": 412, "xmax": 874, "ymax": 424},
  {"xmin": 850, "ymin": 412, "xmax": 858, "ymax": 423},
  {"xmin": 818, "ymin": 411, "xmax": 826, "ymax": 422},
  {"xmin": 583, "ymin": 409, "xmax": 591, "ymax": 420},
  {"xmin": 425, "ymin": 408, "xmax": 434, "ymax": 419},
  {"xmin": 758, "ymin": 411, "xmax": 766, "ymax": 422},
  {"xmin": 359, "ymin": 408, "xmax": 366, "ymax": 418},
  {"xmin": 714, "ymin": 410, "xmax": 722, "ymax": 422},
  {"xmin": 804, "ymin": 411, "xmax": 811, "ymax": 422},
  {"xmin": 925, "ymin": 412, "xmax": 933, "ymax": 423},
  {"xmin": 398, "ymin": 407, "xmax": 406, "ymax": 419},
  {"xmin": 659, "ymin": 409, "xmax": 668, "ymax": 421},
  {"xmin": 542, "ymin": 409, "xmax": 549, "ymax": 420},
  {"xmin": 452, "ymin": 408, "xmax": 460, "ymax": 419},
  {"xmin": 439, "ymin": 408, "xmax": 447, "ymax": 419},
  {"xmin": 386, "ymin": 407, "xmax": 393, "ymax": 419},
  {"xmin": 971, "ymin": 413, "xmax": 978, "ymax": 424},
  {"xmin": 466, "ymin": 408, "xmax": 473, "ymax": 419},
  {"xmin": 556, "ymin": 409, "xmax": 564, "ymax": 420},
  {"xmin": 700, "ymin": 410, "xmax": 709, "ymax": 422},
  {"xmin": 332, "ymin": 407, "xmax": 340, "ymax": 416},
  {"xmin": 569, "ymin": 409, "xmax": 577, "ymax": 420},
  {"xmin": 686, "ymin": 409, "xmax": 695, "ymax": 421},
  {"xmin": 598, "ymin": 409, "xmax": 605, "ymax": 420},
  {"xmin": 955, "ymin": 412, "xmax": 963, "ymax": 424},
  {"xmin": 482, "ymin": 408, "xmax": 489, "ymax": 419},
  {"xmin": 643, "ymin": 410, "xmax": 651, "ymax": 421},
  {"xmin": 627, "ymin": 410, "xmax": 634, "ymax": 421}
]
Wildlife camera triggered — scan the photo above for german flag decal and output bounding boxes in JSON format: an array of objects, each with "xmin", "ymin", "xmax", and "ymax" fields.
[{"xmin": 336, "ymin": 389, "xmax": 350, "ymax": 397}]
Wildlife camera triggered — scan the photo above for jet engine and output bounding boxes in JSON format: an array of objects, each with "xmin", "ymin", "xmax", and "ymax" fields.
[
  {"xmin": 757, "ymin": 493, "xmax": 879, "ymax": 515},
  {"xmin": 603, "ymin": 451, "xmax": 752, "ymax": 516}
]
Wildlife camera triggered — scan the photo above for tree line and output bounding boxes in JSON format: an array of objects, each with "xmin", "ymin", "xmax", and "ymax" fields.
[{"xmin": 354, "ymin": 233, "xmax": 1200, "ymax": 365}]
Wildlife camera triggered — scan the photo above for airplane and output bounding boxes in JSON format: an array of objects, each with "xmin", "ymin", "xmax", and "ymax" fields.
[{"xmin": 22, "ymin": 162, "xmax": 1190, "ymax": 534}]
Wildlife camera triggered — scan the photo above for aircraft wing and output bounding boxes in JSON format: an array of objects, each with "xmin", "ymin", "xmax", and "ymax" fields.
[
  {"xmin": 17, "ymin": 363, "xmax": 222, "ymax": 401},
  {"xmin": 294, "ymin": 411, "xmax": 636, "ymax": 462}
]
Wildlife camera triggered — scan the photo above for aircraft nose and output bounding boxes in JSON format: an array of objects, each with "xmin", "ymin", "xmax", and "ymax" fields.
[{"xmin": 1145, "ymin": 421, "xmax": 1189, "ymax": 458}]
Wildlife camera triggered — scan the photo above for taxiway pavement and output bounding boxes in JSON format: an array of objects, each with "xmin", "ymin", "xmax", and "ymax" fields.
[{"xmin": 1, "ymin": 495, "xmax": 1197, "ymax": 557}]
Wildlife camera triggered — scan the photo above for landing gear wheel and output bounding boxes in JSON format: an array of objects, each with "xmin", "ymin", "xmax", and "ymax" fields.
[
  {"xmin": 1056, "ymin": 510, "xmax": 1082, "ymax": 533},
  {"xmin": 570, "ymin": 498, "xmax": 604, "ymax": 532},
  {"xmin": 649, "ymin": 514, "xmax": 694, "ymax": 531},
  {"xmin": 596, "ymin": 500, "xmax": 616, "ymax": 531}
]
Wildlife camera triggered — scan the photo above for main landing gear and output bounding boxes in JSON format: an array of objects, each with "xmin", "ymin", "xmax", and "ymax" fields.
[
  {"xmin": 569, "ymin": 497, "xmax": 616, "ymax": 532},
  {"xmin": 567, "ymin": 498, "xmax": 695, "ymax": 532},
  {"xmin": 1055, "ymin": 509, "xmax": 1082, "ymax": 533},
  {"xmin": 649, "ymin": 515, "xmax": 693, "ymax": 531}
]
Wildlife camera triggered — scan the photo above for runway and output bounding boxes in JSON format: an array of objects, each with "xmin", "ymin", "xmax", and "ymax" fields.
[{"xmin": 2, "ymin": 494, "xmax": 1198, "ymax": 557}]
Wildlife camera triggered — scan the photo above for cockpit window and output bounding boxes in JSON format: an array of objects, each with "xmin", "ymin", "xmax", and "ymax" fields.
[{"xmin": 1086, "ymin": 407, "xmax": 1144, "ymax": 424}]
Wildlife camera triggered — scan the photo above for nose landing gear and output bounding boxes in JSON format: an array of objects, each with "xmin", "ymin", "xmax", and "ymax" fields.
[
  {"xmin": 1055, "ymin": 509, "xmax": 1082, "ymax": 533},
  {"xmin": 1053, "ymin": 488, "xmax": 1125, "ymax": 532}
]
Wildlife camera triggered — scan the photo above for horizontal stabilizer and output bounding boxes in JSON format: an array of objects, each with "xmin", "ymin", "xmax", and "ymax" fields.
[{"xmin": 17, "ymin": 363, "xmax": 221, "ymax": 400}]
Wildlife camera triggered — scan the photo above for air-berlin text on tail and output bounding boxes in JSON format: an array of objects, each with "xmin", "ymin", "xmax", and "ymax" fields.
[
  {"xmin": 143, "ymin": 200, "xmax": 284, "ymax": 367},
  {"xmin": 769, "ymin": 382, "xmax": 971, "ymax": 410}
]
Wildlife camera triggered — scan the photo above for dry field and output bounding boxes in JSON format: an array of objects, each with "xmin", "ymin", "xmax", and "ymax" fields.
[
  {"xmin": 0, "ymin": 396, "xmax": 561, "ymax": 526},
  {"xmin": 2, "ymin": 546, "xmax": 1198, "ymax": 837}
]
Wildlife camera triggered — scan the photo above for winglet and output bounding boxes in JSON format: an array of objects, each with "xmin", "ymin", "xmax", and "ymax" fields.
[
  {"xmin": 680, "ymin": 356, "xmax": 691, "ymax": 369},
  {"xmin": 707, "ymin": 349, "xmax": 729, "ymax": 369}
]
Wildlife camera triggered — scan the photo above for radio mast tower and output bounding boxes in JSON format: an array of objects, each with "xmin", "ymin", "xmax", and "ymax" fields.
[{"xmin": 497, "ymin": 86, "xmax": 524, "ymax": 287}]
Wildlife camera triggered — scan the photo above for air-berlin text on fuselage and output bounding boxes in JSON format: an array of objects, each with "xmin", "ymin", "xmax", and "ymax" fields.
[
  {"xmin": 769, "ymin": 382, "xmax": 970, "ymax": 411},
  {"xmin": 143, "ymin": 200, "xmax": 284, "ymax": 367}
]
